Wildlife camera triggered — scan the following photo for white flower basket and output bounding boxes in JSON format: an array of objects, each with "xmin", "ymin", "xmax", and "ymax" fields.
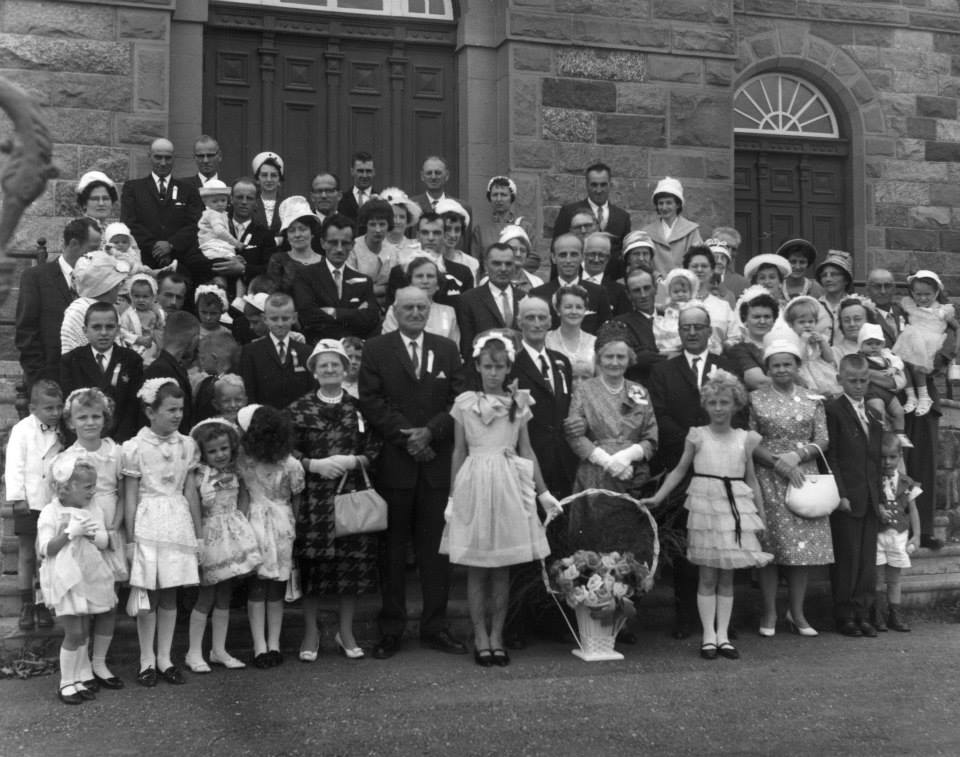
[{"xmin": 572, "ymin": 604, "xmax": 626, "ymax": 662}]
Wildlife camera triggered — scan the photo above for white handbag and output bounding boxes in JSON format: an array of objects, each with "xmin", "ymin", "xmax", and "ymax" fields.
[{"xmin": 785, "ymin": 443, "xmax": 840, "ymax": 519}]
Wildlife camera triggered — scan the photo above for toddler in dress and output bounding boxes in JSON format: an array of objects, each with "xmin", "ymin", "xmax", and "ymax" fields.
[
  {"xmin": 238, "ymin": 404, "xmax": 304, "ymax": 668},
  {"xmin": 655, "ymin": 269, "xmax": 722, "ymax": 357},
  {"xmin": 439, "ymin": 333, "xmax": 560, "ymax": 667},
  {"xmin": 642, "ymin": 370, "xmax": 771, "ymax": 661},
  {"xmin": 119, "ymin": 273, "xmax": 164, "ymax": 365},
  {"xmin": 857, "ymin": 324, "xmax": 911, "ymax": 448},
  {"xmin": 54, "ymin": 389, "xmax": 128, "ymax": 691},
  {"xmin": 184, "ymin": 419, "xmax": 262, "ymax": 673},
  {"xmin": 782, "ymin": 295, "xmax": 840, "ymax": 397},
  {"xmin": 38, "ymin": 459, "xmax": 116, "ymax": 705},
  {"xmin": 122, "ymin": 379, "xmax": 201, "ymax": 687},
  {"xmin": 198, "ymin": 180, "xmax": 243, "ymax": 264},
  {"xmin": 892, "ymin": 270, "xmax": 960, "ymax": 416}
]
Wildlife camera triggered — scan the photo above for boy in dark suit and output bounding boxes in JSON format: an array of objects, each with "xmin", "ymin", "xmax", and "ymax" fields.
[
  {"xmin": 239, "ymin": 292, "xmax": 315, "ymax": 409},
  {"xmin": 59, "ymin": 302, "xmax": 144, "ymax": 443},
  {"xmin": 825, "ymin": 354, "xmax": 883, "ymax": 637}
]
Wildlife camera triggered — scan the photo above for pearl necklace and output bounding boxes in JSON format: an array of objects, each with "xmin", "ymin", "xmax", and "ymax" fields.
[
  {"xmin": 317, "ymin": 390, "xmax": 343, "ymax": 404},
  {"xmin": 600, "ymin": 376, "xmax": 624, "ymax": 394}
]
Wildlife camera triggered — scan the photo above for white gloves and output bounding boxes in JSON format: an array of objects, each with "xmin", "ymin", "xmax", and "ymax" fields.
[
  {"xmin": 609, "ymin": 445, "xmax": 646, "ymax": 467},
  {"xmin": 308, "ymin": 456, "xmax": 353, "ymax": 479},
  {"xmin": 588, "ymin": 448, "xmax": 613, "ymax": 467}
]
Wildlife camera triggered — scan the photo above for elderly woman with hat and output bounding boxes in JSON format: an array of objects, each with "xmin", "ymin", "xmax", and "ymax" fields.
[
  {"xmin": 59, "ymin": 251, "xmax": 130, "ymax": 354},
  {"xmin": 749, "ymin": 331, "xmax": 832, "ymax": 637},
  {"xmin": 642, "ymin": 177, "xmax": 703, "ymax": 276},
  {"xmin": 287, "ymin": 339, "xmax": 382, "ymax": 662},
  {"xmin": 250, "ymin": 151, "xmax": 286, "ymax": 245},
  {"xmin": 266, "ymin": 196, "xmax": 323, "ymax": 294},
  {"xmin": 726, "ymin": 286, "xmax": 779, "ymax": 389},
  {"xmin": 744, "ymin": 253, "xmax": 791, "ymax": 306},
  {"xmin": 472, "ymin": 176, "xmax": 538, "ymax": 271},
  {"xmin": 497, "ymin": 224, "xmax": 543, "ymax": 293},
  {"xmin": 778, "ymin": 238, "xmax": 824, "ymax": 301},
  {"xmin": 76, "ymin": 170, "xmax": 119, "ymax": 231},
  {"xmin": 814, "ymin": 249, "xmax": 855, "ymax": 343}
]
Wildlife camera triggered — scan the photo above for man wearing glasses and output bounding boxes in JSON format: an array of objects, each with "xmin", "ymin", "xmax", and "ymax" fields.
[
  {"xmin": 179, "ymin": 135, "xmax": 226, "ymax": 193},
  {"xmin": 866, "ymin": 269, "xmax": 905, "ymax": 347}
]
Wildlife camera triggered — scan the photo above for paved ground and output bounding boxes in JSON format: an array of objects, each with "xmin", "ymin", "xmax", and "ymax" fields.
[{"xmin": 2, "ymin": 613, "xmax": 958, "ymax": 757}]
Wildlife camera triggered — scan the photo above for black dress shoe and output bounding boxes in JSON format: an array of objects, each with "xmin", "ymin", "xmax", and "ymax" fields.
[
  {"xmin": 837, "ymin": 619, "xmax": 862, "ymax": 637},
  {"xmin": 81, "ymin": 678, "xmax": 100, "ymax": 693},
  {"xmin": 857, "ymin": 620, "xmax": 878, "ymax": 638},
  {"xmin": 136, "ymin": 667, "xmax": 157, "ymax": 687},
  {"xmin": 420, "ymin": 630, "xmax": 468, "ymax": 655},
  {"xmin": 717, "ymin": 642, "xmax": 740, "ymax": 660},
  {"xmin": 253, "ymin": 653, "xmax": 273, "ymax": 669},
  {"xmin": 699, "ymin": 643, "xmax": 718, "ymax": 660},
  {"xmin": 504, "ymin": 633, "xmax": 527, "ymax": 651},
  {"xmin": 491, "ymin": 648, "xmax": 510, "ymax": 667},
  {"xmin": 59, "ymin": 685, "xmax": 84, "ymax": 705},
  {"xmin": 473, "ymin": 648, "xmax": 493, "ymax": 667},
  {"xmin": 75, "ymin": 684, "xmax": 96, "ymax": 701},
  {"xmin": 158, "ymin": 665, "xmax": 185, "ymax": 684},
  {"xmin": 268, "ymin": 649, "xmax": 283, "ymax": 666},
  {"xmin": 373, "ymin": 635, "xmax": 401, "ymax": 660},
  {"xmin": 616, "ymin": 629, "xmax": 638, "ymax": 645},
  {"xmin": 921, "ymin": 535, "xmax": 944, "ymax": 550},
  {"xmin": 93, "ymin": 673, "xmax": 125, "ymax": 690}
]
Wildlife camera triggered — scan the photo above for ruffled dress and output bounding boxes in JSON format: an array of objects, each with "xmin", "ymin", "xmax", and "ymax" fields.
[
  {"xmin": 37, "ymin": 499, "xmax": 116, "ymax": 616},
  {"xmin": 196, "ymin": 465, "xmax": 262, "ymax": 585},
  {"xmin": 122, "ymin": 428, "xmax": 200, "ymax": 590},
  {"xmin": 439, "ymin": 391, "xmax": 550, "ymax": 568},
  {"xmin": 893, "ymin": 298, "xmax": 954, "ymax": 371},
  {"xmin": 683, "ymin": 427, "xmax": 773, "ymax": 570},
  {"xmin": 54, "ymin": 439, "xmax": 129, "ymax": 582},
  {"xmin": 240, "ymin": 455, "xmax": 305, "ymax": 582}
]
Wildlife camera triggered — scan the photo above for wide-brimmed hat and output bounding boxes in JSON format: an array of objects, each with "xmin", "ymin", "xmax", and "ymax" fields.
[
  {"xmin": 278, "ymin": 196, "xmax": 315, "ymax": 233},
  {"xmin": 306, "ymin": 338, "xmax": 350, "ymax": 373},
  {"xmin": 623, "ymin": 230, "xmax": 655, "ymax": 258},
  {"xmin": 744, "ymin": 253, "xmax": 791, "ymax": 282},
  {"xmin": 433, "ymin": 198, "xmax": 470, "ymax": 228},
  {"xmin": 814, "ymin": 249, "xmax": 853, "ymax": 283},
  {"xmin": 906, "ymin": 269, "xmax": 944, "ymax": 292},
  {"xmin": 652, "ymin": 176, "xmax": 684, "ymax": 205},
  {"xmin": 242, "ymin": 292, "xmax": 269, "ymax": 313},
  {"xmin": 379, "ymin": 186, "xmax": 422, "ymax": 228},
  {"xmin": 857, "ymin": 323, "xmax": 885, "ymax": 347},
  {"xmin": 499, "ymin": 224, "xmax": 531, "ymax": 249},
  {"xmin": 762, "ymin": 330, "xmax": 803, "ymax": 362},
  {"xmin": 251, "ymin": 151, "xmax": 284, "ymax": 178},
  {"xmin": 73, "ymin": 250, "xmax": 131, "ymax": 298},
  {"xmin": 776, "ymin": 238, "xmax": 817, "ymax": 267},
  {"xmin": 199, "ymin": 179, "xmax": 230, "ymax": 198}
]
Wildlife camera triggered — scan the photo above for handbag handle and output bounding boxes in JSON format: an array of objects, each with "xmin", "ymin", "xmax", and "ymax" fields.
[
  {"xmin": 805, "ymin": 443, "xmax": 832, "ymax": 474},
  {"xmin": 335, "ymin": 458, "xmax": 371, "ymax": 494}
]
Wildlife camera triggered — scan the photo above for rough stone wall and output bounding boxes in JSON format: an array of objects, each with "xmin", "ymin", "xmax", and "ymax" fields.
[{"xmin": 505, "ymin": 0, "xmax": 737, "ymax": 245}]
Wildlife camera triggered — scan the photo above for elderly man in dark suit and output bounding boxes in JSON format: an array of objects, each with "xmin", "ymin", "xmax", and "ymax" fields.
[
  {"xmin": 580, "ymin": 232, "xmax": 630, "ymax": 316},
  {"xmin": 359, "ymin": 286, "xmax": 466, "ymax": 659},
  {"xmin": 647, "ymin": 304, "xmax": 742, "ymax": 639},
  {"xmin": 530, "ymin": 234, "xmax": 611, "ymax": 335},
  {"xmin": 292, "ymin": 214, "xmax": 379, "ymax": 344},
  {"xmin": 177, "ymin": 135, "xmax": 226, "ymax": 194},
  {"xmin": 120, "ymin": 138, "xmax": 204, "ymax": 273},
  {"xmin": 59, "ymin": 302, "xmax": 144, "ymax": 442},
  {"xmin": 552, "ymin": 162, "xmax": 631, "ymax": 277},
  {"xmin": 410, "ymin": 156, "xmax": 472, "ymax": 257},
  {"xmin": 15, "ymin": 217, "xmax": 101, "ymax": 387},
  {"xmin": 456, "ymin": 243, "xmax": 523, "ymax": 360}
]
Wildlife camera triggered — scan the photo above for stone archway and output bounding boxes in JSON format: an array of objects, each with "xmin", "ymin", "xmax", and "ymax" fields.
[{"xmin": 736, "ymin": 29, "xmax": 888, "ymax": 277}]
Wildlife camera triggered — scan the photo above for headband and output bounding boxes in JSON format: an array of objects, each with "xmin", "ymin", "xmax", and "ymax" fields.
[
  {"xmin": 472, "ymin": 332, "xmax": 516, "ymax": 363},
  {"xmin": 194, "ymin": 284, "xmax": 229, "ymax": 310},
  {"xmin": 137, "ymin": 378, "xmax": 177, "ymax": 405},
  {"xmin": 486, "ymin": 175, "xmax": 517, "ymax": 197}
]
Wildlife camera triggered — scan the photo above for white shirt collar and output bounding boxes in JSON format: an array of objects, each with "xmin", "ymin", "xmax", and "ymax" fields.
[
  {"xmin": 272, "ymin": 334, "xmax": 288, "ymax": 352},
  {"xmin": 404, "ymin": 332, "xmax": 424, "ymax": 350},
  {"xmin": 488, "ymin": 280, "xmax": 511, "ymax": 296},
  {"xmin": 684, "ymin": 349, "xmax": 707, "ymax": 365},
  {"xmin": 91, "ymin": 345, "xmax": 113, "ymax": 362},
  {"xmin": 557, "ymin": 275, "xmax": 581, "ymax": 287},
  {"xmin": 57, "ymin": 255, "xmax": 74, "ymax": 290},
  {"xmin": 200, "ymin": 173, "xmax": 218, "ymax": 185},
  {"xmin": 844, "ymin": 393, "xmax": 865, "ymax": 409},
  {"xmin": 326, "ymin": 258, "xmax": 345, "ymax": 277},
  {"xmin": 581, "ymin": 265, "xmax": 603, "ymax": 284},
  {"xmin": 523, "ymin": 340, "xmax": 549, "ymax": 364},
  {"xmin": 152, "ymin": 172, "xmax": 168, "ymax": 188},
  {"xmin": 588, "ymin": 199, "xmax": 607, "ymax": 215}
]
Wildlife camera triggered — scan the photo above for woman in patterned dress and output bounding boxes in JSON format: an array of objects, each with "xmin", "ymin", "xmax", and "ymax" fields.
[
  {"xmin": 288, "ymin": 339, "xmax": 381, "ymax": 661},
  {"xmin": 750, "ymin": 335, "xmax": 833, "ymax": 637}
]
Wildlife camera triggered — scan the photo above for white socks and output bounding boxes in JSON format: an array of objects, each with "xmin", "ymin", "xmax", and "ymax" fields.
[
  {"xmin": 59, "ymin": 647, "xmax": 78, "ymax": 691},
  {"xmin": 716, "ymin": 594, "xmax": 734, "ymax": 646},
  {"xmin": 697, "ymin": 593, "xmax": 717, "ymax": 646},
  {"xmin": 188, "ymin": 609, "xmax": 208, "ymax": 661},
  {"xmin": 75, "ymin": 641, "xmax": 93, "ymax": 683},
  {"xmin": 211, "ymin": 608, "xmax": 230, "ymax": 658},
  {"xmin": 91, "ymin": 634, "xmax": 115, "ymax": 680},
  {"xmin": 156, "ymin": 607, "xmax": 178, "ymax": 671},
  {"xmin": 137, "ymin": 611, "xmax": 157, "ymax": 671},
  {"xmin": 248, "ymin": 600, "xmax": 266, "ymax": 656},
  {"xmin": 266, "ymin": 600, "xmax": 283, "ymax": 652}
]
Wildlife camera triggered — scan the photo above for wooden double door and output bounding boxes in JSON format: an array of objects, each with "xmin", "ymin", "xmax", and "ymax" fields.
[
  {"xmin": 734, "ymin": 136, "xmax": 850, "ymax": 268},
  {"xmin": 203, "ymin": 21, "xmax": 458, "ymax": 198}
]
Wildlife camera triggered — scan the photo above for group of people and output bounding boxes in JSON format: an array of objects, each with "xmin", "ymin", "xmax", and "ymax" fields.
[{"xmin": 7, "ymin": 137, "xmax": 950, "ymax": 703}]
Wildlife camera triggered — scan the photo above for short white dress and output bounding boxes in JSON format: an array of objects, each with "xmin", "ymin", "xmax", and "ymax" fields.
[
  {"xmin": 893, "ymin": 298, "xmax": 954, "ymax": 371},
  {"xmin": 122, "ymin": 428, "xmax": 200, "ymax": 590},
  {"xmin": 240, "ymin": 455, "xmax": 305, "ymax": 582},
  {"xmin": 684, "ymin": 427, "xmax": 773, "ymax": 570},
  {"xmin": 439, "ymin": 391, "xmax": 550, "ymax": 568},
  {"xmin": 196, "ymin": 464, "xmax": 262, "ymax": 585},
  {"xmin": 54, "ymin": 439, "xmax": 129, "ymax": 582},
  {"xmin": 37, "ymin": 499, "xmax": 116, "ymax": 616}
]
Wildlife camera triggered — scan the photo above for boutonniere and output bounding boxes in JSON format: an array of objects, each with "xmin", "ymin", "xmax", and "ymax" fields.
[
  {"xmin": 171, "ymin": 185, "xmax": 179, "ymax": 201},
  {"xmin": 622, "ymin": 384, "xmax": 648, "ymax": 413},
  {"xmin": 805, "ymin": 393, "xmax": 825, "ymax": 401},
  {"xmin": 707, "ymin": 364, "xmax": 718, "ymax": 378},
  {"xmin": 347, "ymin": 277, "xmax": 366, "ymax": 284},
  {"xmin": 426, "ymin": 350, "xmax": 435, "ymax": 374},
  {"xmin": 556, "ymin": 366, "xmax": 568, "ymax": 395}
]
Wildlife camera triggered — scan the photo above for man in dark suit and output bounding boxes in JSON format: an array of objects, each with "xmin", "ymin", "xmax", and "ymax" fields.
[
  {"xmin": 580, "ymin": 232, "xmax": 630, "ymax": 316},
  {"xmin": 530, "ymin": 234, "xmax": 611, "ymax": 334},
  {"xmin": 611, "ymin": 266, "xmax": 665, "ymax": 385},
  {"xmin": 239, "ymin": 292, "xmax": 315, "ymax": 409},
  {"xmin": 504, "ymin": 296, "xmax": 576, "ymax": 648},
  {"xmin": 193, "ymin": 331, "xmax": 239, "ymax": 422},
  {"xmin": 647, "ymin": 305, "xmax": 742, "ymax": 639},
  {"xmin": 15, "ymin": 218, "xmax": 100, "ymax": 386},
  {"xmin": 308, "ymin": 172, "xmax": 343, "ymax": 254},
  {"xmin": 142, "ymin": 310, "xmax": 200, "ymax": 434},
  {"xmin": 385, "ymin": 213, "xmax": 474, "ymax": 307},
  {"xmin": 226, "ymin": 178, "xmax": 277, "ymax": 291},
  {"xmin": 336, "ymin": 151, "xmax": 376, "ymax": 226},
  {"xmin": 292, "ymin": 214, "xmax": 379, "ymax": 343},
  {"xmin": 120, "ymin": 138, "xmax": 204, "ymax": 273},
  {"xmin": 551, "ymin": 162, "xmax": 631, "ymax": 277},
  {"xmin": 177, "ymin": 135, "xmax": 226, "ymax": 194},
  {"xmin": 826, "ymin": 354, "xmax": 883, "ymax": 636},
  {"xmin": 59, "ymin": 301, "xmax": 144, "ymax": 442},
  {"xmin": 410, "ymin": 156, "xmax": 472, "ymax": 257},
  {"xmin": 456, "ymin": 243, "xmax": 523, "ymax": 360},
  {"xmin": 359, "ymin": 286, "xmax": 467, "ymax": 659}
]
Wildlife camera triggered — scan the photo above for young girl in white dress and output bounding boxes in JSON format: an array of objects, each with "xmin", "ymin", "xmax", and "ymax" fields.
[
  {"xmin": 38, "ymin": 459, "xmax": 116, "ymax": 705},
  {"xmin": 641, "ymin": 370, "xmax": 771, "ymax": 661},
  {"xmin": 185, "ymin": 419, "xmax": 262, "ymax": 673},
  {"xmin": 54, "ymin": 389, "xmax": 127, "ymax": 691},
  {"xmin": 238, "ymin": 404, "xmax": 304, "ymax": 668},
  {"xmin": 439, "ymin": 333, "xmax": 560, "ymax": 667},
  {"xmin": 122, "ymin": 379, "xmax": 201, "ymax": 687},
  {"xmin": 892, "ymin": 270, "xmax": 960, "ymax": 416}
]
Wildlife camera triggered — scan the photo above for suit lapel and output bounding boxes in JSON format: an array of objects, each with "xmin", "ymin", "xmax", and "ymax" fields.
[
  {"xmin": 317, "ymin": 264, "xmax": 341, "ymax": 305},
  {"xmin": 518, "ymin": 350, "xmax": 552, "ymax": 395},
  {"xmin": 479, "ymin": 286, "xmax": 506, "ymax": 327},
  {"xmin": 391, "ymin": 332, "xmax": 420, "ymax": 381}
]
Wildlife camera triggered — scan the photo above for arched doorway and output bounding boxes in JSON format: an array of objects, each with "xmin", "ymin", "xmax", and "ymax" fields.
[{"xmin": 733, "ymin": 72, "xmax": 851, "ymax": 266}]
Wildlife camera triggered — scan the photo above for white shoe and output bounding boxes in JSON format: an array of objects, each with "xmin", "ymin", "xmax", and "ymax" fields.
[
  {"xmin": 897, "ymin": 433, "xmax": 915, "ymax": 449},
  {"xmin": 335, "ymin": 632, "xmax": 365, "ymax": 659},
  {"xmin": 785, "ymin": 610, "xmax": 818, "ymax": 637},
  {"xmin": 209, "ymin": 650, "xmax": 246, "ymax": 669},
  {"xmin": 903, "ymin": 396, "xmax": 918, "ymax": 414},
  {"xmin": 185, "ymin": 654, "xmax": 211, "ymax": 674},
  {"xmin": 916, "ymin": 397, "xmax": 933, "ymax": 416}
]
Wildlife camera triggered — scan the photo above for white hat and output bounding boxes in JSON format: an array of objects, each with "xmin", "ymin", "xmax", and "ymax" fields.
[
  {"xmin": 199, "ymin": 179, "xmax": 230, "ymax": 197},
  {"xmin": 379, "ymin": 186, "xmax": 422, "ymax": 228},
  {"xmin": 486, "ymin": 175, "xmax": 518, "ymax": 197},
  {"xmin": 76, "ymin": 170, "xmax": 116, "ymax": 196},
  {"xmin": 857, "ymin": 323, "xmax": 886, "ymax": 347},
  {"xmin": 499, "ymin": 224, "xmax": 531, "ymax": 249},
  {"xmin": 73, "ymin": 250, "xmax": 131, "ymax": 298},
  {"xmin": 705, "ymin": 238, "xmax": 732, "ymax": 262},
  {"xmin": 194, "ymin": 284, "xmax": 229, "ymax": 310},
  {"xmin": 433, "ymin": 198, "xmax": 470, "ymax": 228},
  {"xmin": 278, "ymin": 196, "xmax": 315, "ymax": 232},
  {"xmin": 652, "ymin": 176, "xmax": 684, "ymax": 205},
  {"xmin": 306, "ymin": 338, "xmax": 351, "ymax": 373},
  {"xmin": 744, "ymin": 253, "xmax": 791, "ymax": 282},
  {"xmin": 762, "ymin": 334, "xmax": 803, "ymax": 363},
  {"xmin": 622, "ymin": 230, "xmax": 655, "ymax": 256},
  {"xmin": 907, "ymin": 269, "xmax": 944, "ymax": 292},
  {"xmin": 664, "ymin": 267, "xmax": 699, "ymax": 294},
  {"xmin": 236, "ymin": 404, "xmax": 263, "ymax": 432},
  {"xmin": 103, "ymin": 221, "xmax": 132, "ymax": 243},
  {"xmin": 251, "ymin": 151, "xmax": 284, "ymax": 178},
  {"xmin": 242, "ymin": 292, "xmax": 269, "ymax": 312}
]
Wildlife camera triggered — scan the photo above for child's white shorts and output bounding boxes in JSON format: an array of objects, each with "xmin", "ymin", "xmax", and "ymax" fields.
[{"xmin": 876, "ymin": 528, "xmax": 911, "ymax": 569}]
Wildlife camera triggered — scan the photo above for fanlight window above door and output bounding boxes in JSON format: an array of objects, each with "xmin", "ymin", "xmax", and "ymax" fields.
[{"xmin": 734, "ymin": 74, "xmax": 839, "ymax": 138}]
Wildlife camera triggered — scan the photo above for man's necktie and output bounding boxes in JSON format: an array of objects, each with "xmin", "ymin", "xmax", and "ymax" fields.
[
  {"xmin": 854, "ymin": 401, "xmax": 869, "ymax": 434},
  {"xmin": 333, "ymin": 268, "xmax": 342, "ymax": 299},
  {"xmin": 96, "ymin": 352, "xmax": 107, "ymax": 373},
  {"xmin": 158, "ymin": 178, "xmax": 166, "ymax": 200},
  {"xmin": 501, "ymin": 288, "xmax": 513, "ymax": 327},
  {"xmin": 277, "ymin": 341, "xmax": 286, "ymax": 366},
  {"xmin": 596, "ymin": 205, "xmax": 605, "ymax": 230},
  {"xmin": 691, "ymin": 356, "xmax": 701, "ymax": 384},
  {"xmin": 409, "ymin": 340, "xmax": 420, "ymax": 377},
  {"xmin": 539, "ymin": 354, "xmax": 553, "ymax": 392}
]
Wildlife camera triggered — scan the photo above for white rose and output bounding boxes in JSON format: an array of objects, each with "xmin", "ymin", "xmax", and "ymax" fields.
[{"xmin": 586, "ymin": 574, "xmax": 603, "ymax": 591}]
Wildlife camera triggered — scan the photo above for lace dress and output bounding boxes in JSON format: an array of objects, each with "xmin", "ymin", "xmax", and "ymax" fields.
[
  {"xmin": 750, "ymin": 386, "xmax": 834, "ymax": 566},
  {"xmin": 196, "ymin": 465, "xmax": 262, "ymax": 585},
  {"xmin": 240, "ymin": 454, "xmax": 305, "ymax": 582}
]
